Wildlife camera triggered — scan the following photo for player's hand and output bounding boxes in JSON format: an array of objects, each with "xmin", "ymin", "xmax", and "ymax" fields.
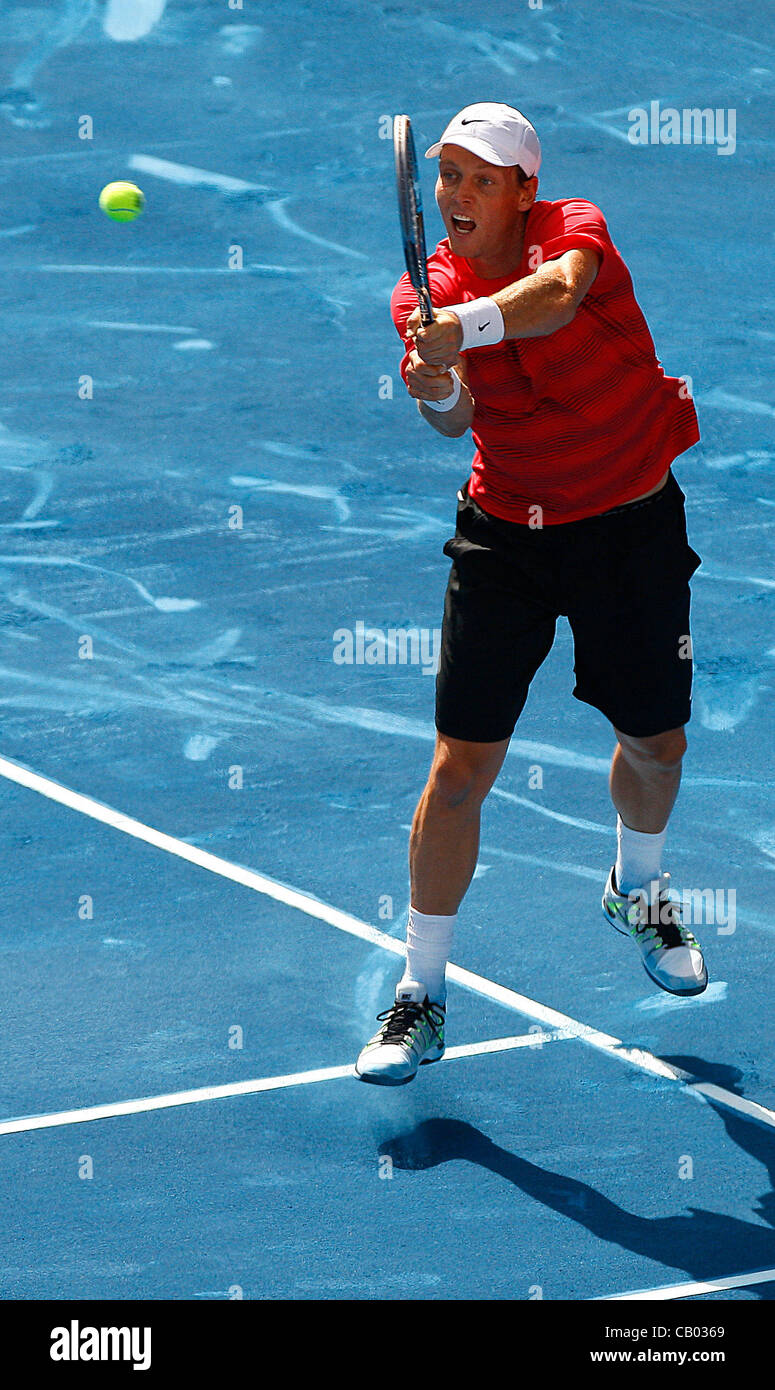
[
  {"xmin": 405, "ymin": 349, "xmax": 458, "ymax": 403},
  {"xmin": 406, "ymin": 307, "xmax": 463, "ymax": 365}
]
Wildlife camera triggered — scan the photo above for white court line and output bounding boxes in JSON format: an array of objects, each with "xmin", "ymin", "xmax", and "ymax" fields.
[
  {"xmin": 597, "ymin": 1266, "xmax": 775, "ymax": 1300},
  {"xmin": 0, "ymin": 1032, "xmax": 568, "ymax": 1136},
  {"xmin": 129, "ymin": 154, "xmax": 267, "ymax": 193},
  {"xmin": 0, "ymin": 1065, "xmax": 355, "ymax": 1136},
  {"xmin": 1, "ymin": 753, "xmax": 774, "ymax": 1135},
  {"xmin": 444, "ymin": 1030, "xmax": 569, "ymax": 1060}
]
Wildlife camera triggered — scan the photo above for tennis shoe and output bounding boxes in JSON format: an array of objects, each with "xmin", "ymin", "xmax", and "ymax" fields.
[
  {"xmin": 355, "ymin": 981, "xmax": 445, "ymax": 1086},
  {"xmin": 602, "ymin": 866, "xmax": 708, "ymax": 996}
]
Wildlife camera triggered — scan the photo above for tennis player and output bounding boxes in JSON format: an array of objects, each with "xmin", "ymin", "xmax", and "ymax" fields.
[{"xmin": 356, "ymin": 102, "xmax": 705, "ymax": 1086}]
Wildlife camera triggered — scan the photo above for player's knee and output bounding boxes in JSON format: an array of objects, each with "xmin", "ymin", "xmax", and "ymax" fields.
[
  {"xmin": 427, "ymin": 747, "xmax": 499, "ymax": 810},
  {"xmin": 617, "ymin": 725, "xmax": 687, "ymax": 773}
]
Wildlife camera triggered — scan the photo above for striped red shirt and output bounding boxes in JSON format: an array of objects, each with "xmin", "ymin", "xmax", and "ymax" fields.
[{"xmin": 391, "ymin": 198, "xmax": 699, "ymax": 525}]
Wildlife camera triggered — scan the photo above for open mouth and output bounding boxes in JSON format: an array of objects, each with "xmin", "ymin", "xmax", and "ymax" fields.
[{"xmin": 451, "ymin": 214, "xmax": 477, "ymax": 235}]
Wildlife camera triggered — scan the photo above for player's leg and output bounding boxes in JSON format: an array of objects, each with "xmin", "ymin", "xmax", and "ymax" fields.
[
  {"xmin": 409, "ymin": 730, "xmax": 511, "ymax": 916},
  {"xmin": 355, "ymin": 486, "xmax": 557, "ymax": 1085},
  {"xmin": 608, "ymin": 724, "xmax": 687, "ymax": 898},
  {"xmin": 387, "ymin": 731, "xmax": 509, "ymax": 1006},
  {"xmin": 610, "ymin": 723, "xmax": 686, "ymax": 846},
  {"xmin": 567, "ymin": 470, "xmax": 706, "ymax": 995},
  {"xmin": 354, "ymin": 735, "xmax": 510, "ymax": 1088},
  {"xmin": 602, "ymin": 722, "xmax": 706, "ymax": 995}
]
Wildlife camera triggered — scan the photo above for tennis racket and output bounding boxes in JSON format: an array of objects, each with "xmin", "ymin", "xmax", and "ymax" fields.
[{"xmin": 393, "ymin": 114, "xmax": 434, "ymax": 327}]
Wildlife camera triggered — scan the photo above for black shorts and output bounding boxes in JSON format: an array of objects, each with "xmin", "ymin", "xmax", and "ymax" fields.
[{"xmin": 436, "ymin": 470, "xmax": 702, "ymax": 743}]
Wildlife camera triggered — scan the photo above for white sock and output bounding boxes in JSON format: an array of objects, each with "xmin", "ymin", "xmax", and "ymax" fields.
[
  {"xmin": 399, "ymin": 906, "xmax": 456, "ymax": 1005},
  {"xmin": 615, "ymin": 815, "xmax": 667, "ymax": 895}
]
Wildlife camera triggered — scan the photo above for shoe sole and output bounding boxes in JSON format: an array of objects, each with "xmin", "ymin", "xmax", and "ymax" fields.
[
  {"xmin": 603, "ymin": 903, "xmax": 709, "ymax": 997},
  {"xmin": 354, "ymin": 1051, "xmax": 445, "ymax": 1086}
]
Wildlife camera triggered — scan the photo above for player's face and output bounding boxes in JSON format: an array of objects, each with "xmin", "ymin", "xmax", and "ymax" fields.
[{"xmin": 436, "ymin": 145, "xmax": 536, "ymax": 267}]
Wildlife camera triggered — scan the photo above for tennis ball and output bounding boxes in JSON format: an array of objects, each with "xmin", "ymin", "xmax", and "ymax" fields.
[{"xmin": 99, "ymin": 181, "xmax": 145, "ymax": 222}]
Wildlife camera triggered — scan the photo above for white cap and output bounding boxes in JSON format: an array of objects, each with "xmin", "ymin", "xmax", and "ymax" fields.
[{"xmin": 425, "ymin": 102, "xmax": 541, "ymax": 177}]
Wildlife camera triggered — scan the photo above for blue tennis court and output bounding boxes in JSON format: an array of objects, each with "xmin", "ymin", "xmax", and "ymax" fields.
[{"xmin": 0, "ymin": 0, "xmax": 773, "ymax": 1305}]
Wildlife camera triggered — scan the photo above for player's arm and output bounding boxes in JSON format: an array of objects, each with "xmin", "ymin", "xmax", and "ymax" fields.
[
  {"xmin": 493, "ymin": 246, "xmax": 600, "ymax": 337},
  {"xmin": 408, "ymin": 248, "xmax": 601, "ymax": 362},
  {"xmin": 409, "ymin": 352, "xmax": 474, "ymax": 438}
]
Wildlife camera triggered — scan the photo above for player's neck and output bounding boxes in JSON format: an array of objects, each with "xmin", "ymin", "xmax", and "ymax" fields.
[{"xmin": 463, "ymin": 211, "xmax": 529, "ymax": 280}]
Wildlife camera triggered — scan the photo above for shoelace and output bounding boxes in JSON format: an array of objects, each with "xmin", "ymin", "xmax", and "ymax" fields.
[
  {"xmin": 376, "ymin": 999, "xmax": 445, "ymax": 1045},
  {"xmin": 629, "ymin": 892, "xmax": 699, "ymax": 951}
]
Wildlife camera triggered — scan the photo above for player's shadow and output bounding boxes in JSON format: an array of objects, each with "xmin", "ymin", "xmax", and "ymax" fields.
[
  {"xmin": 379, "ymin": 1057, "xmax": 775, "ymax": 1297},
  {"xmin": 663, "ymin": 1056, "xmax": 775, "ymax": 1231}
]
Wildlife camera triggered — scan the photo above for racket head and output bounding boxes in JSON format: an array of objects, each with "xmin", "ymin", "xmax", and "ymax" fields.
[{"xmin": 393, "ymin": 114, "xmax": 434, "ymax": 325}]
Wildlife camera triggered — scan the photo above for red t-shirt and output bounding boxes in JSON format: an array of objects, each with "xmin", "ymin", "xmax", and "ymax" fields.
[{"xmin": 391, "ymin": 199, "xmax": 699, "ymax": 525}]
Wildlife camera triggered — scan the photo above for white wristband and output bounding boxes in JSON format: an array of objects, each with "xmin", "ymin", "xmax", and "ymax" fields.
[
  {"xmin": 423, "ymin": 369, "xmax": 462, "ymax": 412},
  {"xmin": 450, "ymin": 296, "xmax": 505, "ymax": 351}
]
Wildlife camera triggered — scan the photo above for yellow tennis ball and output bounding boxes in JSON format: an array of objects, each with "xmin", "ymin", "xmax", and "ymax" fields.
[{"xmin": 99, "ymin": 181, "xmax": 145, "ymax": 222}]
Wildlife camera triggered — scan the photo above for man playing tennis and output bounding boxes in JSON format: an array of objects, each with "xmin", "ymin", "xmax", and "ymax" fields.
[{"xmin": 356, "ymin": 103, "xmax": 705, "ymax": 1086}]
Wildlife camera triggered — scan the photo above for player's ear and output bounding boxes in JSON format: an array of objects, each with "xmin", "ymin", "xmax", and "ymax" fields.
[{"xmin": 516, "ymin": 170, "xmax": 538, "ymax": 209}]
